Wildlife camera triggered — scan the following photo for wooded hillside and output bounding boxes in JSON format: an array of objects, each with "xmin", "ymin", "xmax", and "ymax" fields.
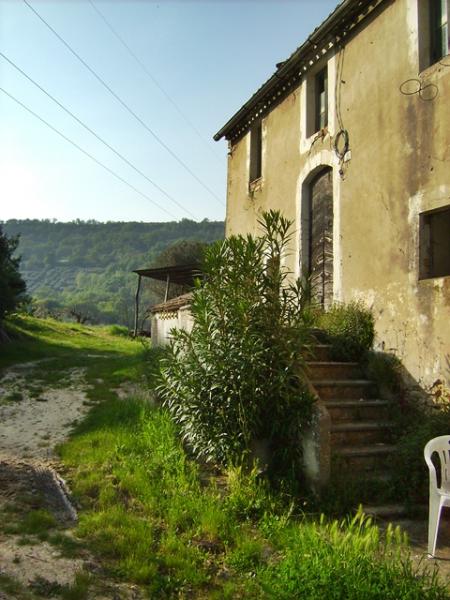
[{"xmin": 2, "ymin": 219, "xmax": 224, "ymax": 327}]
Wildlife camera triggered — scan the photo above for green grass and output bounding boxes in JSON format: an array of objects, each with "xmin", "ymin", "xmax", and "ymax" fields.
[
  {"xmin": 60, "ymin": 398, "xmax": 448, "ymax": 599},
  {"xmin": 106, "ymin": 324, "xmax": 130, "ymax": 337},
  {"xmin": 1, "ymin": 315, "xmax": 148, "ymax": 403},
  {"xmin": 4, "ymin": 390, "xmax": 24, "ymax": 402},
  {"xmin": 3, "ymin": 509, "xmax": 57, "ymax": 537},
  {"xmin": 2, "ymin": 316, "xmax": 448, "ymax": 598},
  {"xmin": 1, "ymin": 389, "xmax": 24, "ymax": 405}
]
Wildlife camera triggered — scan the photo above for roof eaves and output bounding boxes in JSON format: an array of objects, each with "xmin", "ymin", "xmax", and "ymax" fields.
[{"xmin": 214, "ymin": 0, "xmax": 387, "ymax": 143}]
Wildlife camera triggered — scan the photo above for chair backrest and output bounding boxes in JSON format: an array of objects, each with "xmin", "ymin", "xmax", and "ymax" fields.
[{"xmin": 424, "ymin": 435, "xmax": 450, "ymax": 493}]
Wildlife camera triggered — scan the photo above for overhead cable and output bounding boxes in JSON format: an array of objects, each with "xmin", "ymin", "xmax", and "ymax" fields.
[
  {"xmin": 0, "ymin": 50, "xmax": 197, "ymax": 220},
  {"xmin": 88, "ymin": 0, "xmax": 222, "ymax": 164},
  {"xmin": 0, "ymin": 86, "xmax": 178, "ymax": 220},
  {"xmin": 23, "ymin": 0, "xmax": 225, "ymax": 207}
]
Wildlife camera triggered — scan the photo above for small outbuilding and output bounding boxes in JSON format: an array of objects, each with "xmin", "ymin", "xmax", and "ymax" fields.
[{"xmin": 132, "ymin": 263, "xmax": 200, "ymax": 346}]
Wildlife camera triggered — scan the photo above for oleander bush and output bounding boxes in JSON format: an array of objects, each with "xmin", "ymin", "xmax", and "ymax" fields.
[{"xmin": 159, "ymin": 211, "xmax": 315, "ymax": 480}]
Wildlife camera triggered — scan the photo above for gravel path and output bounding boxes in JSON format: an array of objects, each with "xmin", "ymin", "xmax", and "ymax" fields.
[
  {"xmin": 0, "ymin": 362, "xmax": 89, "ymax": 461},
  {"xmin": 0, "ymin": 361, "xmax": 141, "ymax": 599}
]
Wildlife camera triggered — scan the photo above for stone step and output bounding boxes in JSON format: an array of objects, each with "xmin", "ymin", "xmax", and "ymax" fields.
[
  {"xmin": 307, "ymin": 361, "xmax": 362, "ymax": 380},
  {"xmin": 336, "ymin": 444, "xmax": 396, "ymax": 471},
  {"xmin": 331, "ymin": 421, "xmax": 394, "ymax": 446},
  {"xmin": 312, "ymin": 379, "xmax": 378, "ymax": 400},
  {"xmin": 362, "ymin": 504, "xmax": 408, "ymax": 520},
  {"xmin": 310, "ymin": 328, "xmax": 329, "ymax": 343},
  {"xmin": 364, "ymin": 471, "xmax": 393, "ymax": 485},
  {"xmin": 347, "ymin": 472, "xmax": 396, "ymax": 504},
  {"xmin": 307, "ymin": 344, "xmax": 333, "ymax": 362},
  {"xmin": 325, "ymin": 399, "xmax": 390, "ymax": 422}
]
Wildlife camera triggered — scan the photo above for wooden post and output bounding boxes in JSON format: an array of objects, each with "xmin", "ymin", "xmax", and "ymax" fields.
[
  {"xmin": 164, "ymin": 273, "xmax": 170, "ymax": 302},
  {"xmin": 134, "ymin": 274, "xmax": 142, "ymax": 337}
]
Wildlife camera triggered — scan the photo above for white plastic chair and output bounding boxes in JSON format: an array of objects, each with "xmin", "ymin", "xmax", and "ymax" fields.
[{"xmin": 424, "ymin": 435, "xmax": 450, "ymax": 557}]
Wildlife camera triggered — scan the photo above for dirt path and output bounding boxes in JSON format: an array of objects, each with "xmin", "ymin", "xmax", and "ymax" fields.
[
  {"xmin": 0, "ymin": 361, "xmax": 141, "ymax": 600},
  {"xmin": 0, "ymin": 361, "xmax": 89, "ymax": 462},
  {"xmin": 389, "ymin": 516, "xmax": 450, "ymax": 585}
]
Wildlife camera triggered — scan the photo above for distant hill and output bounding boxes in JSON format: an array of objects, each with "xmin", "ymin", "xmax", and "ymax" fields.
[{"xmin": 3, "ymin": 219, "xmax": 224, "ymax": 327}]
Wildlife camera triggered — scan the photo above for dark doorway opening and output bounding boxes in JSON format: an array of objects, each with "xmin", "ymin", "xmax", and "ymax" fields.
[{"xmin": 308, "ymin": 167, "xmax": 334, "ymax": 307}]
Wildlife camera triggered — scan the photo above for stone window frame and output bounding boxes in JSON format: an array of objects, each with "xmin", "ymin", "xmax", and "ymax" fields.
[
  {"xmin": 305, "ymin": 63, "xmax": 329, "ymax": 139},
  {"xmin": 300, "ymin": 55, "xmax": 335, "ymax": 156},
  {"xmin": 248, "ymin": 121, "xmax": 263, "ymax": 187},
  {"xmin": 314, "ymin": 67, "xmax": 329, "ymax": 133},
  {"xmin": 418, "ymin": 0, "xmax": 450, "ymax": 71},
  {"xmin": 418, "ymin": 204, "xmax": 450, "ymax": 280}
]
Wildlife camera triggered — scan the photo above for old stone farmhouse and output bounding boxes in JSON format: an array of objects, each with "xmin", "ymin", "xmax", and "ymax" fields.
[{"xmin": 214, "ymin": 0, "xmax": 450, "ymax": 391}]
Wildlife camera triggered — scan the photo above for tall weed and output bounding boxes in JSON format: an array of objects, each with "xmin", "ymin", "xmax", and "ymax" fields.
[
  {"xmin": 315, "ymin": 301, "xmax": 374, "ymax": 361},
  {"xmin": 258, "ymin": 510, "xmax": 444, "ymax": 599}
]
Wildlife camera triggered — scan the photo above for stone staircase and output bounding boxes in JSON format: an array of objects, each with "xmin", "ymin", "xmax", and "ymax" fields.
[{"xmin": 307, "ymin": 342, "xmax": 401, "ymax": 515}]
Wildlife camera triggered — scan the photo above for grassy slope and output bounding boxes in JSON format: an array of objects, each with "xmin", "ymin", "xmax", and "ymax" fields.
[
  {"xmin": 1, "ymin": 317, "xmax": 448, "ymax": 599},
  {"xmin": 1, "ymin": 315, "xmax": 147, "ymax": 400}
]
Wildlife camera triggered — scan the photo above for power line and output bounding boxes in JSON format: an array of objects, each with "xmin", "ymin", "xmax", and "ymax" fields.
[
  {"xmin": 88, "ymin": 0, "xmax": 223, "ymax": 164},
  {"xmin": 0, "ymin": 86, "xmax": 178, "ymax": 220},
  {"xmin": 0, "ymin": 50, "xmax": 197, "ymax": 220},
  {"xmin": 23, "ymin": 0, "xmax": 225, "ymax": 208}
]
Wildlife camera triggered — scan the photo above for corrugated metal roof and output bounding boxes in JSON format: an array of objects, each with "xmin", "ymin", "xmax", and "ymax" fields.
[{"xmin": 133, "ymin": 263, "xmax": 202, "ymax": 286}]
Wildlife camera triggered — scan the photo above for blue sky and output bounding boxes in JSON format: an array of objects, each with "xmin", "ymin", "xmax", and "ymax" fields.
[{"xmin": 0, "ymin": 0, "xmax": 339, "ymax": 223}]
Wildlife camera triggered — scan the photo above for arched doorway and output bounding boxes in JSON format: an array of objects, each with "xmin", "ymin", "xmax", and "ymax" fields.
[{"xmin": 304, "ymin": 167, "xmax": 333, "ymax": 308}]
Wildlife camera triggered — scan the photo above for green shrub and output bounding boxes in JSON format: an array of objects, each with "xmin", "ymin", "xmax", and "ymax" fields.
[
  {"xmin": 106, "ymin": 324, "xmax": 129, "ymax": 337},
  {"xmin": 391, "ymin": 406, "xmax": 450, "ymax": 505},
  {"xmin": 159, "ymin": 211, "xmax": 315, "ymax": 479},
  {"xmin": 0, "ymin": 225, "xmax": 28, "ymax": 324},
  {"xmin": 365, "ymin": 351, "xmax": 403, "ymax": 397},
  {"xmin": 315, "ymin": 301, "xmax": 374, "ymax": 361},
  {"xmin": 224, "ymin": 466, "xmax": 276, "ymax": 521}
]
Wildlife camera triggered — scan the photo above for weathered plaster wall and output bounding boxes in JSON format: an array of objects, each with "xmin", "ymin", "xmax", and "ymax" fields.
[
  {"xmin": 224, "ymin": 0, "xmax": 450, "ymax": 388},
  {"xmin": 225, "ymin": 90, "xmax": 302, "ymax": 269},
  {"xmin": 151, "ymin": 307, "xmax": 194, "ymax": 347}
]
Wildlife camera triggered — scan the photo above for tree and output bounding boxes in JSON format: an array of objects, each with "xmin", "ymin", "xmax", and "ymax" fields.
[
  {"xmin": 148, "ymin": 240, "xmax": 208, "ymax": 303},
  {"xmin": 1, "ymin": 219, "xmax": 224, "ymax": 327},
  {"xmin": 66, "ymin": 302, "xmax": 98, "ymax": 324},
  {"xmin": 159, "ymin": 211, "xmax": 315, "ymax": 481},
  {"xmin": 0, "ymin": 225, "xmax": 27, "ymax": 327},
  {"xmin": 150, "ymin": 239, "xmax": 207, "ymax": 268}
]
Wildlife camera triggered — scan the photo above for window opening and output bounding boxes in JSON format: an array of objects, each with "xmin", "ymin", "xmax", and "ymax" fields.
[
  {"xmin": 315, "ymin": 67, "xmax": 328, "ymax": 132},
  {"xmin": 430, "ymin": 0, "xmax": 449, "ymax": 63},
  {"xmin": 419, "ymin": 205, "xmax": 450, "ymax": 279},
  {"xmin": 249, "ymin": 122, "xmax": 262, "ymax": 183}
]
